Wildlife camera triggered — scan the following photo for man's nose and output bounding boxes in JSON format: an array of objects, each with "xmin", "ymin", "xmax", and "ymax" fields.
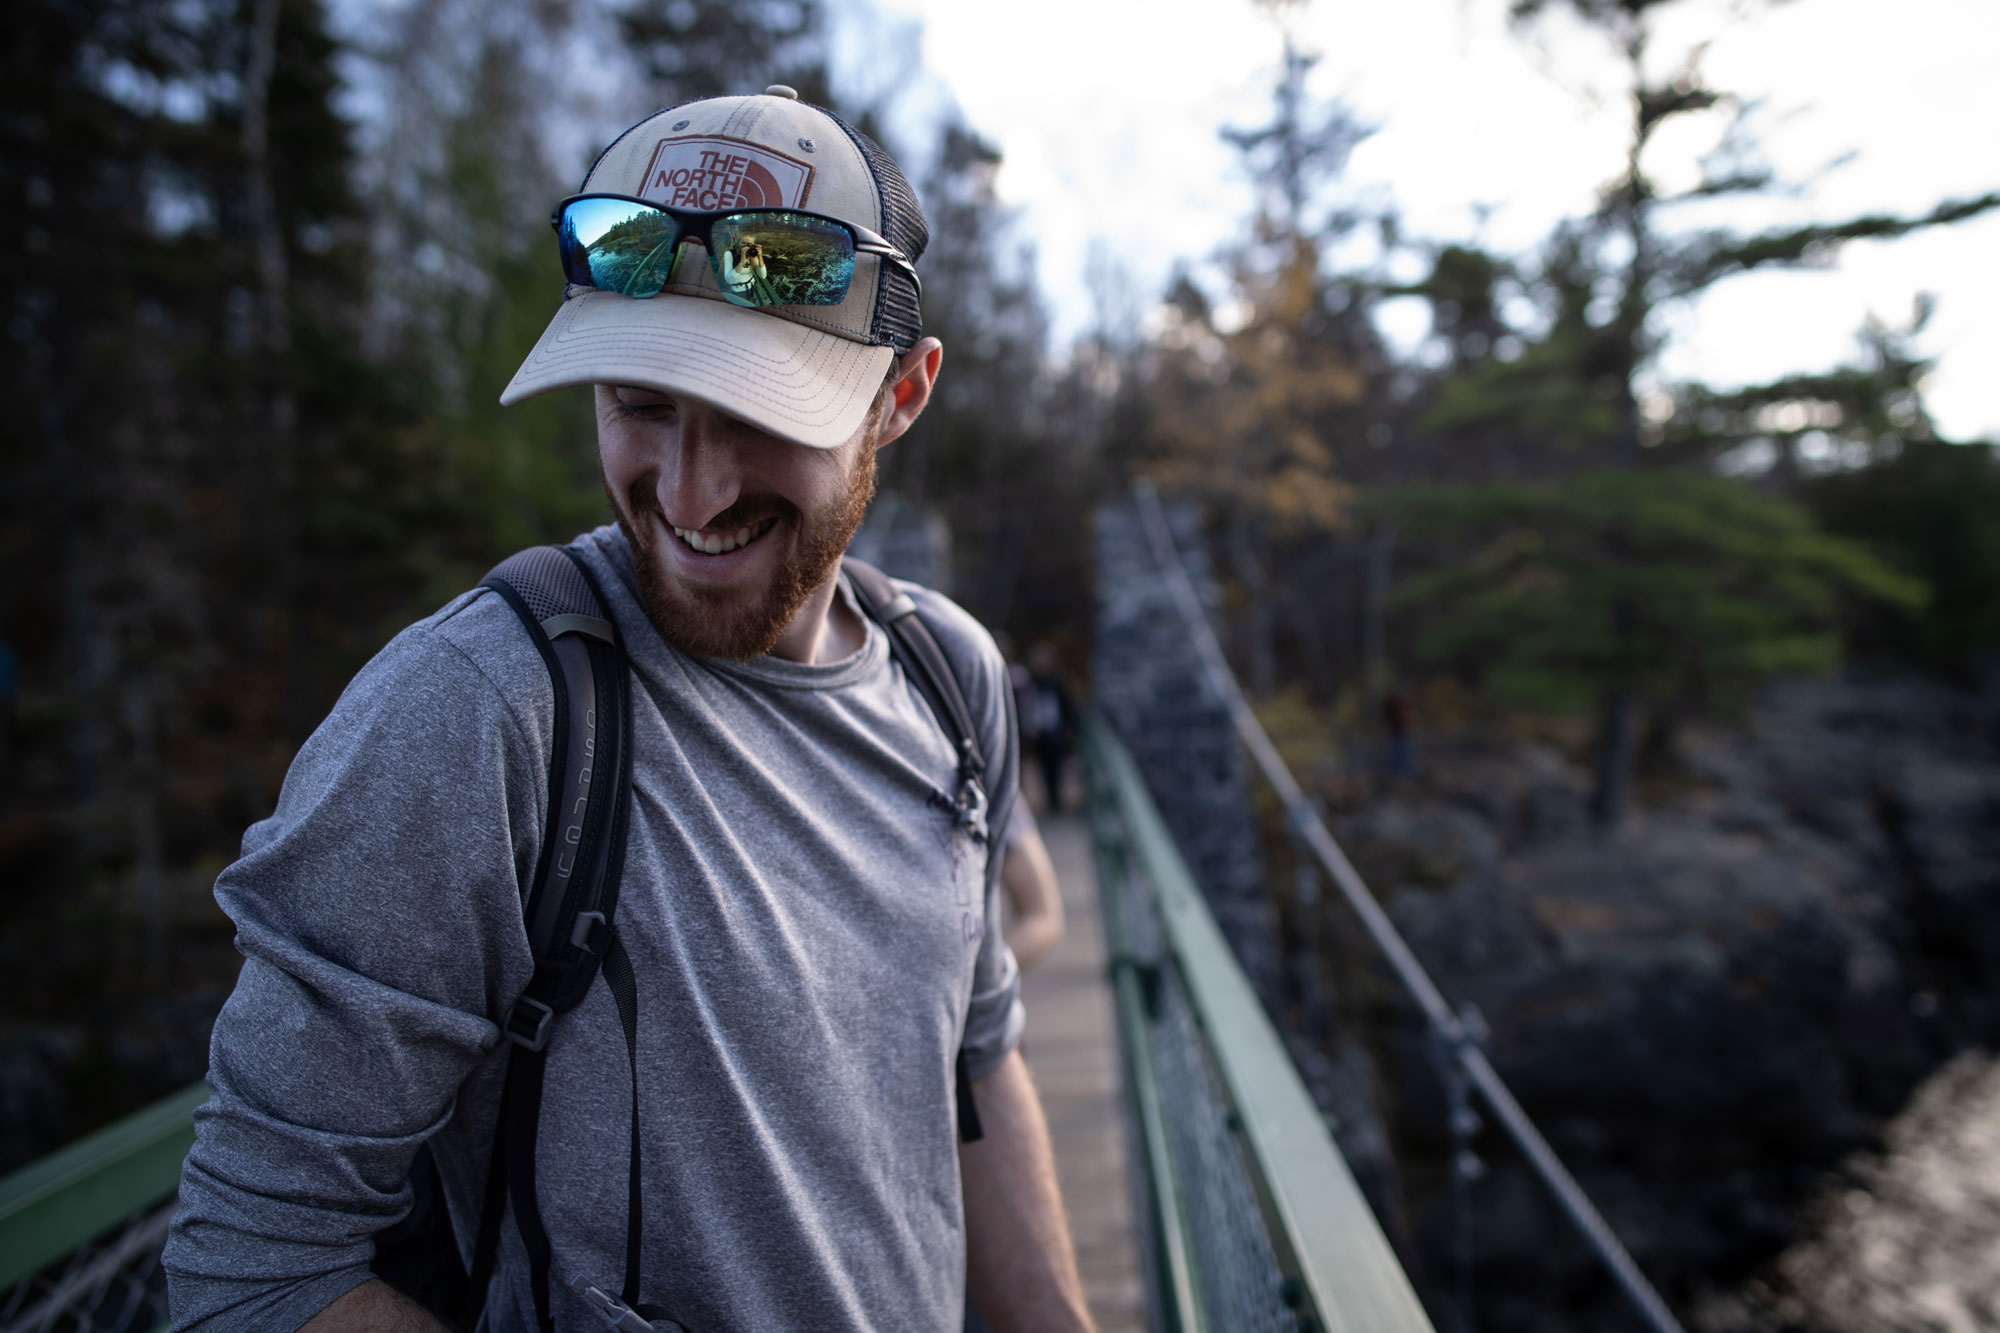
[{"xmin": 657, "ymin": 410, "xmax": 742, "ymax": 530}]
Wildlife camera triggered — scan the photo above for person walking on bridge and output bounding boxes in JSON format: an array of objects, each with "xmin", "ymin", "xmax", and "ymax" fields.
[
  {"xmin": 1021, "ymin": 641, "xmax": 1076, "ymax": 814},
  {"xmin": 166, "ymin": 88, "xmax": 1093, "ymax": 1333}
]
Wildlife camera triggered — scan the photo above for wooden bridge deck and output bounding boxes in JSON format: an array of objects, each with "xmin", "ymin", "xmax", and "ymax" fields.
[{"xmin": 1020, "ymin": 812, "xmax": 1148, "ymax": 1333}]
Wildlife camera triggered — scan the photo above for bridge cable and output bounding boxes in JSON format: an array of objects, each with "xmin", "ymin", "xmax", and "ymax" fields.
[{"xmin": 1129, "ymin": 478, "xmax": 1688, "ymax": 1333}]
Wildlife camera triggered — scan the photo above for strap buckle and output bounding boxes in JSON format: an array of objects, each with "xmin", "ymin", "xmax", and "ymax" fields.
[
  {"xmin": 574, "ymin": 1277, "xmax": 686, "ymax": 1332},
  {"xmin": 570, "ymin": 909, "xmax": 609, "ymax": 955},
  {"xmin": 956, "ymin": 774, "xmax": 989, "ymax": 842},
  {"xmin": 504, "ymin": 996, "xmax": 555, "ymax": 1051}
]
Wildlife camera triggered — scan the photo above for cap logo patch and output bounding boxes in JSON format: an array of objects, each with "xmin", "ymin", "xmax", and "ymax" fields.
[{"xmin": 639, "ymin": 136, "xmax": 813, "ymax": 211}]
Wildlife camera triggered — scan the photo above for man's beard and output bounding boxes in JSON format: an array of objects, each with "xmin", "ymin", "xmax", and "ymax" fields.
[{"xmin": 609, "ymin": 440, "xmax": 878, "ymax": 661}]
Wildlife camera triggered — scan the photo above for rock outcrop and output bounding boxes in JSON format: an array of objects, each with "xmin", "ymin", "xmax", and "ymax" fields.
[{"xmin": 1293, "ymin": 675, "xmax": 2000, "ymax": 1329}]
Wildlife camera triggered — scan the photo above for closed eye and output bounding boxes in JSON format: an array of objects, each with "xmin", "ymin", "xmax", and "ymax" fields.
[{"xmin": 608, "ymin": 389, "xmax": 678, "ymax": 422}]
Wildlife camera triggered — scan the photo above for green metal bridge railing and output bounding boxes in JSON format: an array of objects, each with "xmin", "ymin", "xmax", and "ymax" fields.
[
  {"xmin": 1082, "ymin": 712, "xmax": 1435, "ymax": 1333},
  {"xmin": 0, "ymin": 1080, "xmax": 203, "ymax": 1332}
]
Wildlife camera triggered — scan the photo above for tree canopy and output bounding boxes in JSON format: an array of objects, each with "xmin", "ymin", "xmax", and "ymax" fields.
[{"xmin": 1391, "ymin": 471, "xmax": 1923, "ymax": 715}]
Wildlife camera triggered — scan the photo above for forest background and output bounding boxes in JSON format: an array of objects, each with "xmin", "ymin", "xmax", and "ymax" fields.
[{"xmin": 3, "ymin": 0, "xmax": 1998, "ymax": 1327}]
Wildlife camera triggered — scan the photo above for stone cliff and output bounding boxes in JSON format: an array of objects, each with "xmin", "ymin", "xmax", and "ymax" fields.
[{"xmin": 1296, "ymin": 674, "xmax": 2000, "ymax": 1329}]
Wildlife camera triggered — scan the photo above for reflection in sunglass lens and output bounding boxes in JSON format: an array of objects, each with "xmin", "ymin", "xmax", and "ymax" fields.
[
  {"xmin": 559, "ymin": 198, "xmax": 681, "ymax": 297},
  {"xmin": 708, "ymin": 212, "xmax": 856, "ymax": 308}
]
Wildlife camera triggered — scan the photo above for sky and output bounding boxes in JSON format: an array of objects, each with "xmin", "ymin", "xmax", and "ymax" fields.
[{"xmin": 843, "ymin": 0, "xmax": 2000, "ymax": 441}]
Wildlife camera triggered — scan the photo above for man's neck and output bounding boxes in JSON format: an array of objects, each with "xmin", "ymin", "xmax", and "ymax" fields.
[{"xmin": 768, "ymin": 566, "xmax": 865, "ymax": 665}]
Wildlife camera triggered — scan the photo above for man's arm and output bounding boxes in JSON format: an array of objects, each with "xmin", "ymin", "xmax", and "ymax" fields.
[
  {"xmin": 164, "ymin": 609, "xmax": 547, "ymax": 1331},
  {"xmin": 999, "ymin": 819, "xmax": 1065, "ymax": 973},
  {"xmin": 959, "ymin": 1050, "xmax": 1095, "ymax": 1332},
  {"xmin": 299, "ymin": 1280, "xmax": 446, "ymax": 1332}
]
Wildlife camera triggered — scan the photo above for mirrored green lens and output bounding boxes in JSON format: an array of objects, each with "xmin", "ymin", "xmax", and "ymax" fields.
[
  {"xmin": 559, "ymin": 198, "xmax": 680, "ymax": 297},
  {"xmin": 708, "ymin": 212, "xmax": 856, "ymax": 308}
]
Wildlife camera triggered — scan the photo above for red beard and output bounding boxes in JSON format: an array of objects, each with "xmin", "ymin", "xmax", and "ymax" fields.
[{"xmin": 608, "ymin": 440, "xmax": 878, "ymax": 661}]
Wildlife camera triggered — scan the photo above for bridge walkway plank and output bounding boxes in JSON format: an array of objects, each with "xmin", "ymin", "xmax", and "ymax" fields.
[{"xmin": 1018, "ymin": 811, "xmax": 1147, "ymax": 1333}]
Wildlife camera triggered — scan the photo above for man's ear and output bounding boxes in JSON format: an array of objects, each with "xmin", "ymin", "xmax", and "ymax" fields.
[{"xmin": 874, "ymin": 337, "xmax": 943, "ymax": 451}]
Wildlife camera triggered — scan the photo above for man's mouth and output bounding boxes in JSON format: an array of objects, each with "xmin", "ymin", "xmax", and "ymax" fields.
[{"xmin": 670, "ymin": 514, "xmax": 780, "ymax": 556}]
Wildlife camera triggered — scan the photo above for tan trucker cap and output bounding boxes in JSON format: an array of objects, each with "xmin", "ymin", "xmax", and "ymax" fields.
[{"xmin": 499, "ymin": 87, "xmax": 928, "ymax": 450}]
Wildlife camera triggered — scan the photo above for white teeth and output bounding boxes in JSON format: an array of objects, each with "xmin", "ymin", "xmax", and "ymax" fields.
[{"xmin": 672, "ymin": 519, "xmax": 773, "ymax": 555}]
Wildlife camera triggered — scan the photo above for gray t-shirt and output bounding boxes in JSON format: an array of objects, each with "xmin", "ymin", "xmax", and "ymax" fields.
[{"xmin": 164, "ymin": 526, "xmax": 1024, "ymax": 1332}]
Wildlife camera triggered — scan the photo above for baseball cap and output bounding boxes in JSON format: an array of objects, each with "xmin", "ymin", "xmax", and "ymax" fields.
[{"xmin": 499, "ymin": 87, "xmax": 928, "ymax": 450}]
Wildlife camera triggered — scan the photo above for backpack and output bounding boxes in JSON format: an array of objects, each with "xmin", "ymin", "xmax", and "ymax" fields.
[{"xmin": 371, "ymin": 543, "xmax": 1008, "ymax": 1333}]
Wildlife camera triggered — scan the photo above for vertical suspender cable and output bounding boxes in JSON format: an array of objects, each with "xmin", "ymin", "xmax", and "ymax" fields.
[{"xmin": 1128, "ymin": 478, "xmax": 1687, "ymax": 1333}]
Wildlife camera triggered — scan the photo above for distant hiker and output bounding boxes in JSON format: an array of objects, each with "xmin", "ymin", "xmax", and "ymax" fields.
[
  {"xmin": 998, "ymin": 631, "xmax": 1037, "ymax": 744},
  {"xmin": 166, "ymin": 89, "xmax": 1093, "ymax": 1333},
  {"xmin": 1383, "ymin": 688, "xmax": 1417, "ymax": 780},
  {"xmin": 1023, "ymin": 641, "xmax": 1077, "ymax": 813},
  {"xmin": 992, "ymin": 634, "xmax": 1064, "ymax": 966}
]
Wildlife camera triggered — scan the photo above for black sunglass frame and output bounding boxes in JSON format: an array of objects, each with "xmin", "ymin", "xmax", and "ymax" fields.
[{"xmin": 550, "ymin": 193, "xmax": 923, "ymax": 301}]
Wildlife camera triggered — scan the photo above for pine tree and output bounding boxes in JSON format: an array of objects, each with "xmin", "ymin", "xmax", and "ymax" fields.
[
  {"xmin": 0, "ymin": 0, "xmax": 405, "ymax": 1154},
  {"xmin": 1391, "ymin": 471, "xmax": 1922, "ymax": 723},
  {"xmin": 877, "ymin": 122, "xmax": 1065, "ymax": 635},
  {"xmin": 349, "ymin": 0, "xmax": 607, "ymax": 609},
  {"xmin": 1393, "ymin": 0, "xmax": 1998, "ymax": 823},
  {"xmin": 617, "ymin": 0, "xmax": 833, "ymax": 106},
  {"xmin": 1805, "ymin": 434, "xmax": 2000, "ymax": 678}
]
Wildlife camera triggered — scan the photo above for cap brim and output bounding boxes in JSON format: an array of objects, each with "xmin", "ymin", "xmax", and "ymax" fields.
[{"xmin": 500, "ymin": 291, "xmax": 895, "ymax": 450}]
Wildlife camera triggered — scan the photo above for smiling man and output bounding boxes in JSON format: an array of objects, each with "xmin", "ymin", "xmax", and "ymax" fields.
[
  {"xmin": 164, "ymin": 88, "xmax": 1093, "ymax": 1333},
  {"xmin": 597, "ymin": 376, "xmax": 879, "ymax": 665}
]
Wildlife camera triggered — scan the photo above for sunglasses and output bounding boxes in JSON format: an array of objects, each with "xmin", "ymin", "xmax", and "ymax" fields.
[{"xmin": 551, "ymin": 193, "xmax": 922, "ymax": 312}]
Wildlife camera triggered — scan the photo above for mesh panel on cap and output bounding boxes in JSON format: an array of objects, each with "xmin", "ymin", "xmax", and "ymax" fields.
[{"xmin": 820, "ymin": 109, "xmax": 928, "ymax": 354}]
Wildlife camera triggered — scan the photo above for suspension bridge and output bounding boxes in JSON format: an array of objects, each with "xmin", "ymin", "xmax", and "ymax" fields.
[{"xmin": 0, "ymin": 481, "xmax": 1688, "ymax": 1333}]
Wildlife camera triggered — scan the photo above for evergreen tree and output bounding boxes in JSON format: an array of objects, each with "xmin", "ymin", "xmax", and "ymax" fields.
[
  {"xmin": 1805, "ymin": 437, "xmax": 2000, "ymax": 678},
  {"xmin": 1655, "ymin": 300, "xmax": 1939, "ymax": 484},
  {"xmin": 1507, "ymin": 0, "xmax": 1995, "ymax": 471},
  {"xmin": 617, "ymin": 0, "xmax": 833, "ymax": 106},
  {"xmin": 1409, "ymin": 230, "xmax": 1623, "ymax": 476},
  {"xmin": 1391, "ymin": 471, "xmax": 1922, "ymax": 726},
  {"xmin": 2, "ymin": 0, "xmax": 387, "ymax": 835},
  {"xmin": 0, "ymin": 0, "xmax": 405, "ymax": 1154},
  {"xmin": 350, "ymin": 0, "xmax": 606, "ymax": 608},
  {"xmin": 881, "ymin": 122, "xmax": 1068, "ymax": 638},
  {"xmin": 1393, "ymin": 0, "xmax": 1998, "ymax": 823}
]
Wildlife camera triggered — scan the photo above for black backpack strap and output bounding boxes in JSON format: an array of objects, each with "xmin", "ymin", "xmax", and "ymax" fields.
[
  {"xmin": 481, "ymin": 547, "xmax": 633, "ymax": 1033},
  {"xmin": 843, "ymin": 557, "xmax": 1019, "ymax": 1144},
  {"xmin": 464, "ymin": 544, "xmax": 636, "ymax": 1331},
  {"xmin": 954, "ymin": 1051, "xmax": 983, "ymax": 1145},
  {"xmin": 843, "ymin": 557, "xmax": 991, "ymax": 844},
  {"xmin": 600, "ymin": 931, "xmax": 645, "ymax": 1308}
]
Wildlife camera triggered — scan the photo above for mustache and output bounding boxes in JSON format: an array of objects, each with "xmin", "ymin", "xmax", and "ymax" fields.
[{"xmin": 626, "ymin": 483, "xmax": 797, "ymax": 533}]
